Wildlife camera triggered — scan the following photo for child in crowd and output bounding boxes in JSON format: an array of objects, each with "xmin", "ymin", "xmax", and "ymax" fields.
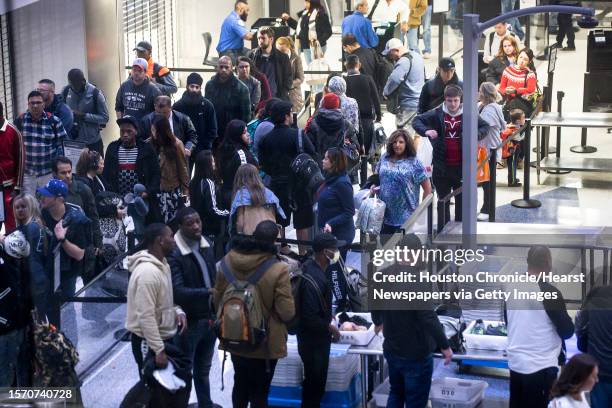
[{"xmin": 501, "ymin": 108, "xmax": 525, "ymax": 187}]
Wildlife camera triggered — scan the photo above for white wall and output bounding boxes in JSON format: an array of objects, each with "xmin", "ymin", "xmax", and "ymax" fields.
[{"xmin": 10, "ymin": 0, "xmax": 87, "ymax": 115}]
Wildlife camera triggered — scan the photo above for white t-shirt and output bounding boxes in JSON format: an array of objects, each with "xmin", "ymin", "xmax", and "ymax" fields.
[
  {"xmin": 482, "ymin": 27, "xmax": 522, "ymax": 64},
  {"xmin": 503, "ymin": 280, "xmax": 562, "ymax": 374},
  {"xmin": 548, "ymin": 393, "xmax": 590, "ymax": 408},
  {"xmin": 371, "ymin": 0, "xmax": 409, "ymax": 24}
]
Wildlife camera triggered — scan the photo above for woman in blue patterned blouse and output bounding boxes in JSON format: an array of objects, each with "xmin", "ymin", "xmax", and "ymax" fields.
[{"xmin": 374, "ymin": 129, "xmax": 432, "ymax": 236}]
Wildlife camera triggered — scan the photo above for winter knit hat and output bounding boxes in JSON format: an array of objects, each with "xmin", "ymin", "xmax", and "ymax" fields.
[
  {"xmin": 187, "ymin": 73, "xmax": 203, "ymax": 86},
  {"xmin": 321, "ymin": 93, "xmax": 340, "ymax": 110},
  {"xmin": 327, "ymin": 76, "xmax": 347, "ymax": 96}
]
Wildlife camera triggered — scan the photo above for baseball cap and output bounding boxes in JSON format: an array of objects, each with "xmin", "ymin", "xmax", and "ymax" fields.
[
  {"xmin": 382, "ymin": 38, "xmax": 404, "ymax": 56},
  {"xmin": 439, "ymin": 57, "xmax": 456, "ymax": 70},
  {"xmin": 133, "ymin": 41, "xmax": 153, "ymax": 53},
  {"xmin": 37, "ymin": 178, "xmax": 68, "ymax": 198},
  {"xmin": 313, "ymin": 233, "xmax": 346, "ymax": 252},
  {"xmin": 116, "ymin": 115, "xmax": 140, "ymax": 129},
  {"xmin": 132, "ymin": 58, "xmax": 148, "ymax": 72}
]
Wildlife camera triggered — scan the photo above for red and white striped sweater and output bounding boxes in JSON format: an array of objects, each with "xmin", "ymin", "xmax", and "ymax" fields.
[{"xmin": 499, "ymin": 65, "xmax": 537, "ymax": 97}]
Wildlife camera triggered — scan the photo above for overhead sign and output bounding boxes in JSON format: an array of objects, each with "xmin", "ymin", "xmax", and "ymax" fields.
[{"xmin": 433, "ymin": 0, "xmax": 450, "ymax": 14}]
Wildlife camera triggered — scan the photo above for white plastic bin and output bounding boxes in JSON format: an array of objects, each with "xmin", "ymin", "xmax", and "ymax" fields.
[
  {"xmin": 372, "ymin": 379, "xmax": 390, "ymax": 407},
  {"xmin": 429, "ymin": 378, "xmax": 488, "ymax": 408},
  {"xmin": 336, "ymin": 312, "xmax": 375, "ymax": 346},
  {"xmin": 463, "ymin": 320, "xmax": 508, "ymax": 351}
]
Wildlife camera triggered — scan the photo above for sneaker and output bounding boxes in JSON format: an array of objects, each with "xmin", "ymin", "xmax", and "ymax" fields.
[
  {"xmin": 496, "ymin": 161, "xmax": 506, "ymax": 169},
  {"xmin": 508, "ymin": 181, "xmax": 522, "ymax": 187},
  {"xmin": 423, "ymin": 52, "xmax": 432, "ymax": 59},
  {"xmin": 561, "ymin": 46, "xmax": 576, "ymax": 51},
  {"xmin": 477, "ymin": 213, "xmax": 489, "ymax": 221}
]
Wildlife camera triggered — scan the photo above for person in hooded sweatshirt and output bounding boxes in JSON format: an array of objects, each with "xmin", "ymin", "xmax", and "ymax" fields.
[
  {"xmin": 305, "ymin": 93, "xmax": 360, "ymax": 166},
  {"xmin": 115, "ymin": 59, "xmax": 162, "ymax": 121},
  {"xmin": 173, "ymin": 73, "xmax": 218, "ymax": 154},
  {"xmin": 413, "ymin": 84, "xmax": 490, "ymax": 232},
  {"xmin": 126, "ymin": 223, "xmax": 188, "ymax": 376}
]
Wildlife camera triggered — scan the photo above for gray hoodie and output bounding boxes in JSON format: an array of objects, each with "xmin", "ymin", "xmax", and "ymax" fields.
[
  {"xmin": 383, "ymin": 51, "xmax": 426, "ymax": 110},
  {"xmin": 479, "ymin": 102, "xmax": 505, "ymax": 160}
]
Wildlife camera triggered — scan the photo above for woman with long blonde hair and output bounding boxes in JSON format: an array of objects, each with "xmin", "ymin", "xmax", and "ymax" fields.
[{"xmin": 276, "ymin": 36, "xmax": 305, "ymax": 112}]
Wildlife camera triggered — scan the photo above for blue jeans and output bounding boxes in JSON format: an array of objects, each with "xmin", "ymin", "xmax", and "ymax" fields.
[
  {"xmin": 406, "ymin": 28, "xmax": 420, "ymax": 53},
  {"xmin": 302, "ymin": 45, "xmax": 327, "ymax": 65},
  {"xmin": 501, "ymin": 0, "xmax": 525, "ymax": 40},
  {"xmin": 591, "ymin": 380, "xmax": 612, "ymax": 408},
  {"xmin": 178, "ymin": 318, "xmax": 217, "ymax": 408},
  {"xmin": 384, "ymin": 351, "xmax": 434, "ymax": 408},
  {"xmin": 422, "ymin": 5, "xmax": 432, "ymax": 53},
  {"xmin": 0, "ymin": 329, "xmax": 25, "ymax": 386}
]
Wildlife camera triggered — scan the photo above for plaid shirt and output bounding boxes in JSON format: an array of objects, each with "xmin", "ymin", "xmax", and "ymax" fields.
[{"xmin": 19, "ymin": 111, "xmax": 66, "ymax": 177}]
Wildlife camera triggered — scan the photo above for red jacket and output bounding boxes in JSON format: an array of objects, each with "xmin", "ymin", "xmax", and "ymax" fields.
[{"xmin": 0, "ymin": 119, "xmax": 25, "ymax": 190}]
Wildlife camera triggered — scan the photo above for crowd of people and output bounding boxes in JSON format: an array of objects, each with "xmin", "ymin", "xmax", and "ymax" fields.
[{"xmin": 0, "ymin": 1, "xmax": 607, "ymax": 408}]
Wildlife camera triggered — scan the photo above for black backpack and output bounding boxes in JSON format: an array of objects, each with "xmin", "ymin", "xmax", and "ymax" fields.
[
  {"xmin": 372, "ymin": 49, "xmax": 394, "ymax": 97},
  {"xmin": 290, "ymin": 130, "xmax": 324, "ymax": 202},
  {"xmin": 286, "ymin": 262, "xmax": 328, "ymax": 335}
]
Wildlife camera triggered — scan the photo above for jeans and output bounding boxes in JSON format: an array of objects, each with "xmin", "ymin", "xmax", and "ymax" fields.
[
  {"xmin": 433, "ymin": 168, "xmax": 462, "ymax": 233},
  {"xmin": 396, "ymin": 108, "xmax": 417, "ymax": 132},
  {"xmin": 0, "ymin": 329, "xmax": 25, "ymax": 386},
  {"xmin": 422, "ymin": 6, "xmax": 432, "ymax": 54},
  {"xmin": 297, "ymin": 338, "xmax": 331, "ymax": 408},
  {"xmin": 384, "ymin": 351, "xmax": 434, "ymax": 408},
  {"xmin": 591, "ymin": 380, "xmax": 612, "ymax": 408},
  {"xmin": 448, "ymin": 0, "xmax": 462, "ymax": 30},
  {"xmin": 302, "ymin": 45, "xmax": 327, "ymax": 65},
  {"xmin": 509, "ymin": 367, "xmax": 558, "ymax": 408},
  {"xmin": 501, "ymin": 0, "xmax": 525, "ymax": 40},
  {"xmin": 231, "ymin": 355, "xmax": 278, "ymax": 408},
  {"xmin": 177, "ymin": 319, "xmax": 217, "ymax": 408},
  {"xmin": 22, "ymin": 172, "xmax": 52, "ymax": 197},
  {"xmin": 406, "ymin": 28, "xmax": 420, "ymax": 53}
]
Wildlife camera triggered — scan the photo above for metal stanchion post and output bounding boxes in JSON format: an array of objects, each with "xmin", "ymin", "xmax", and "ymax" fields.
[
  {"xmin": 488, "ymin": 151, "xmax": 496, "ymax": 222},
  {"xmin": 512, "ymin": 119, "xmax": 542, "ymax": 208},
  {"xmin": 571, "ymin": 75, "xmax": 598, "ymax": 153},
  {"xmin": 438, "ymin": 13, "xmax": 445, "ymax": 59},
  {"xmin": 548, "ymin": 90, "xmax": 571, "ymax": 174}
]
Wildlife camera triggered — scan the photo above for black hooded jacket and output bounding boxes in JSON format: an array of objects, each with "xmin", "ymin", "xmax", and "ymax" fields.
[
  {"xmin": 418, "ymin": 73, "xmax": 463, "ymax": 114},
  {"xmin": 305, "ymin": 109, "xmax": 359, "ymax": 164},
  {"xmin": 173, "ymin": 92, "xmax": 218, "ymax": 151}
]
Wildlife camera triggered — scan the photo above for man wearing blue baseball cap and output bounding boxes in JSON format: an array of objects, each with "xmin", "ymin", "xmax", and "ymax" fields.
[{"xmin": 38, "ymin": 178, "xmax": 92, "ymax": 338}]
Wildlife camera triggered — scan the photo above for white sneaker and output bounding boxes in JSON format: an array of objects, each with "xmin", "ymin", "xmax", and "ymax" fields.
[
  {"xmin": 423, "ymin": 52, "xmax": 432, "ymax": 59},
  {"xmin": 477, "ymin": 213, "xmax": 489, "ymax": 221}
]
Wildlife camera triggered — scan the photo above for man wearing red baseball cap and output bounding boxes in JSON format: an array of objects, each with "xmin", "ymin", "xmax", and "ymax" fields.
[{"xmin": 115, "ymin": 58, "xmax": 162, "ymax": 121}]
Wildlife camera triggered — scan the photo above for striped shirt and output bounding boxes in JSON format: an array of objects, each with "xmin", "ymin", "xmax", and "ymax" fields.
[
  {"xmin": 118, "ymin": 146, "xmax": 139, "ymax": 196},
  {"xmin": 499, "ymin": 66, "xmax": 537, "ymax": 97},
  {"xmin": 19, "ymin": 112, "xmax": 66, "ymax": 177}
]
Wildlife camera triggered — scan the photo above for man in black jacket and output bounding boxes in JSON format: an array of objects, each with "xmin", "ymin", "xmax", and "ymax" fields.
[
  {"xmin": 102, "ymin": 116, "xmax": 161, "ymax": 222},
  {"xmin": 372, "ymin": 234, "xmax": 452, "ymax": 408},
  {"xmin": 248, "ymin": 27, "xmax": 293, "ymax": 101},
  {"xmin": 258, "ymin": 101, "xmax": 316, "ymax": 253},
  {"xmin": 297, "ymin": 233, "xmax": 341, "ymax": 408},
  {"xmin": 576, "ymin": 285, "xmax": 612, "ymax": 408},
  {"xmin": 344, "ymin": 54, "xmax": 382, "ymax": 158},
  {"xmin": 140, "ymin": 95, "xmax": 199, "ymax": 159},
  {"xmin": 168, "ymin": 207, "xmax": 220, "ymax": 408},
  {"xmin": 412, "ymin": 85, "xmax": 490, "ymax": 232},
  {"xmin": 418, "ymin": 57, "xmax": 463, "ymax": 114},
  {"xmin": 173, "ymin": 73, "xmax": 218, "ymax": 154},
  {"xmin": 342, "ymin": 34, "xmax": 377, "ymax": 80}
]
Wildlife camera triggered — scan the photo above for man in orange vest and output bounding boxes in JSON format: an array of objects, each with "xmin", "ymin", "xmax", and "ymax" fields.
[{"xmin": 134, "ymin": 40, "xmax": 178, "ymax": 96}]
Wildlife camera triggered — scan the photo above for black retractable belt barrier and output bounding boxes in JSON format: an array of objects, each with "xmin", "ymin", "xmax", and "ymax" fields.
[
  {"xmin": 548, "ymin": 91, "xmax": 571, "ymax": 174},
  {"xmin": 512, "ymin": 119, "xmax": 542, "ymax": 209}
]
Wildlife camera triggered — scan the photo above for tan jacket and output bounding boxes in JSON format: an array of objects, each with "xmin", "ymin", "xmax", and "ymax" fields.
[
  {"xmin": 126, "ymin": 250, "xmax": 184, "ymax": 354},
  {"xmin": 159, "ymin": 139, "xmax": 189, "ymax": 194},
  {"xmin": 409, "ymin": 0, "xmax": 428, "ymax": 28},
  {"xmin": 213, "ymin": 250, "xmax": 295, "ymax": 360}
]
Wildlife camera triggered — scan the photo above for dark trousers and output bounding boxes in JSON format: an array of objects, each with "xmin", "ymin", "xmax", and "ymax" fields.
[
  {"xmin": 359, "ymin": 118, "xmax": 375, "ymax": 156},
  {"xmin": 556, "ymin": 13, "xmax": 575, "ymax": 48},
  {"xmin": 509, "ymin": 367, "xmax": 558, "ymax": 408},
  {"xmin": 507, "ymin": 150, "xmax": 519, "ymax": 185},
  {"xmin": 380, "ymin": 224, "xmax": 403, "ymax": 246},
  {"xmin": 231, "ymin": 354, "xmax": 278, "ymax": 408},
  {"xmin": 591, "ymin": 380, "xmax": 612, "ymax": 408},
  {"xmin": 481, "ymin": 181, "xmax": 491, "ymax": 215},
  {"xmin": 297, "ymin": 338, "xmax": 331, "ymax": 408},
  {"xmin": 433, "ymin": 167, "xmax": 462, "ymax": 233},
  {"xmin": 87, "ymin": 139, "xmax": 105, "ymax": 157},
  {"xmin": 177, "ymin": 319, "xmax": 217, "ymax": 408},
  {"xmin": 384, "ymin": 351, "xmax": 433, "ymax": 408}
]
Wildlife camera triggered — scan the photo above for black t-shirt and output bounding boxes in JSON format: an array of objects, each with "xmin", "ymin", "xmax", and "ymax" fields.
[
  {"xmin": 259, "ymin": 54, "xmax": 277, "ymax": 97},
  {"xmin": 42, "ymin": 204, "xmax": 90, "ymax": 276}
]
